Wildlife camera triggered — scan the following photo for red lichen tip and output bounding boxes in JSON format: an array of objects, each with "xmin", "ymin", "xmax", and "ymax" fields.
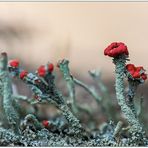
[
  {"xmin": 48, "ymin": 63, "xmax": 54, "ymax": 72},
  {"xmin": 37, "ymin": 63, "xmax": 54, "ymax": 77},
  {"xmin": 126, "ymin": 64, "xmax": 135, "ymax": 75},
  {"xmin": 37, "ymin": 65, "xmax": 46, "ymax": 77},
  {"xmin": 42, "ymin": 120, "xmax": 49, "ymax": 127},
  {"xmin": 9, "ymin": 59, "xmax": 19, "ymax": 68},
  {"xmin": 19, "ymin": 70, "xmax": 28, "ymax": 79},
  {"xmin": 126, "ymin": 64, "xmax": 147, "ymax": 81},
  {"xmin": 104, "ymin": 42, "xmax": 129, "ymax": 57},
  {"xmin": 141, "ymin": 73, "xmax": 147, "ymax": 80}
]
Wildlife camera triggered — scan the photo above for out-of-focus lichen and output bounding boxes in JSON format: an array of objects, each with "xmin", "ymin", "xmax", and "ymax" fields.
[
  {"xmin": 88, "ymin": 69, "xmax": 116, "ymax": 120},
  {"xmin": 0, "ymin": 52, "xmax": 20, "ymax": 134},
  {"xmin": 74, "ymin": 77, "xmax": 102, "ymax": 102},
  {"xmin": 57, "ymin": 59, "xmax": 78, "ymax": 114},
  {"xmin": 57, "ymin": 59, "xmax": 93, "ymax": 116},
  {"xmin": 113, "ymin": 121, "xmax": 123, "ymax": 138},
  {"xmin": 8, "ymin": 60, "xmax": 86, "ymax": 137}
]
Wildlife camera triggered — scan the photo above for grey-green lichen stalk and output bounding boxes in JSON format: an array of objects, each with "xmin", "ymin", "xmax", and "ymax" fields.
[
  {"xmin": 0, "ymin": 52, "xmax": 20, "ymax": 134},
  {"xmin": 42, "ymin": 70, "xmax": 84, "ymax": 136},
  {"xmin": 113, "ymin": 56, "xmax": 142, "ymax": 131},
  {"xmin": 125, "ymin": 64, "xmax": 147, "ymax": 118},
  {"xmin": 57, "ymin": 59, "xmax": 78, "ymax": 114},
  {"xmin": 127, "ymin": 79, "xmax": 139, "ymax": 117}
]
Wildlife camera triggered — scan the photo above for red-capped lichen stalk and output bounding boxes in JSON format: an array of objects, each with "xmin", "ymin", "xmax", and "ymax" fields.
[
  {"xmin": 37, "ymin": 63, "xmax": 54, "ymax": 77},
  {"xmin": 104, "ymin": 42, "xmax": 144, "ymax": 137},
  {"xmin": 125, "ymin": 64, "xmax": 147, "ymax": 117},
  {"xmin": 36, "ymin": 63, "xmax": 84, "ymax": 136},
  {"xmin": 126, "ymin": 64, "xmax": 147, "ymax": 82},
  {"xmin": 8, "ymin": 60, "xmax": 84, "ymax": 137},
  {"xmin": 9, "ymin": 59, "xmax": 19, "ymax": 68},
  {"xmin": 42, "ymin": 120, "xmax": 49, "ymax": 128},
  {"xmin": 19, "ymin": 70, "xmax": 28, "ymax": 80}
]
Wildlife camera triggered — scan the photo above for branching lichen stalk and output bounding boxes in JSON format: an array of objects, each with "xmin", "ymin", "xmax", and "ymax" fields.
[
  {"xmin": 88, "ymin": 70, "xmax": 108, "ymax": 94},
  {"xmin": 15, "ymin": 66, "xmax": 85, "ymax": 137},
  {"xmin": 74, "ymin": 78, "xmax": 102, "ymax": 102},
  {"xmin": 73, "ymin": 78, "xmax": 108, "ymax": 117},
  {"xmin": 20, "ymin": 114, "xmax": 43, "ymax": 131},
  {"xmin": 58, "ymin": 59, "xmax": 78, "ymax": 114},
  {"xmin": 49, "ymin": 86, "xmax": 84, "ymax": 136},
  {"xmin": 88, "ymin": 70, "xmax": 115, "ymax": 120}
]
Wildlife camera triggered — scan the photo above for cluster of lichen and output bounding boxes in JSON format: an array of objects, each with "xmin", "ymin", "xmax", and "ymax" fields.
[{"xmin": 0, "ymin": 42, "xmax": 148, "ymax": 146}]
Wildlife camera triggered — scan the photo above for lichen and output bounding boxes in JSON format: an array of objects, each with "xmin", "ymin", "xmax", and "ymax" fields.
[
  {"xmin": 0, "ymin": 44, "xmax": 147, "ymax": 146},
  {"xmin": 0, "ymin": 52, "xmax": 20, "ymax": 134}
]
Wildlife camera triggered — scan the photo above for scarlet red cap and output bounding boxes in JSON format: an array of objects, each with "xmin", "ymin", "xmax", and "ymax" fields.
[
  {"xmin": 42, "ymin": 120, "xmax": 49, "ymax": 127},
  {"xmin": 141, "ymin": 73, "xmax": 147, "ymax": 80},
  {"xmin": 126, "ymin": 64, "xmax": 135, "ymax": 75},
  {"xmin": 9, "ymin": 59, "xmax": 19, "ymax": 68},
  {"xmin": 126, "ymin": 64, "xmax": 147, "ymax": 81},
  {"xmin": 104, "ymin": 42, "xmax": 129, "ymax": 57},
  {"xmin": 20, "ymin": 70, "xmax": 28, "ymax": 79},
  {"xmin": 37, "ymin": 63, "xmax": 54, "ymax": 77},
  {"xmin": 48, "ymin": 63, "xmax": 54, "ymax": 72},
  {"xmin": 37, "ymin": 65, "xmax": 46, "ymax": 77}
]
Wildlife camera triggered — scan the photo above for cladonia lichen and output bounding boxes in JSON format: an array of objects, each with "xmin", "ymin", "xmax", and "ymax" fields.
[{"xmin": 0, "ymin": 43, "xmax": 147, "ymax": 146}]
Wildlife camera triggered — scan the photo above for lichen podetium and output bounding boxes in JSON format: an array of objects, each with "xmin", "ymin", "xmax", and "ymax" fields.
[
  {"xmin": 104, "ymin": 42, "xmax": 147, "ymax": 145},
  {"xmin": 0, "ymin": 52, "xmax": 20, "ymax": 134}
]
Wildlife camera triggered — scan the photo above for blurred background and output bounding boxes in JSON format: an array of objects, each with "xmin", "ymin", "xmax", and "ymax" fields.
[{"xmin": 0, "ymin": 2, "xmax": 148, "ymax": 131}]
